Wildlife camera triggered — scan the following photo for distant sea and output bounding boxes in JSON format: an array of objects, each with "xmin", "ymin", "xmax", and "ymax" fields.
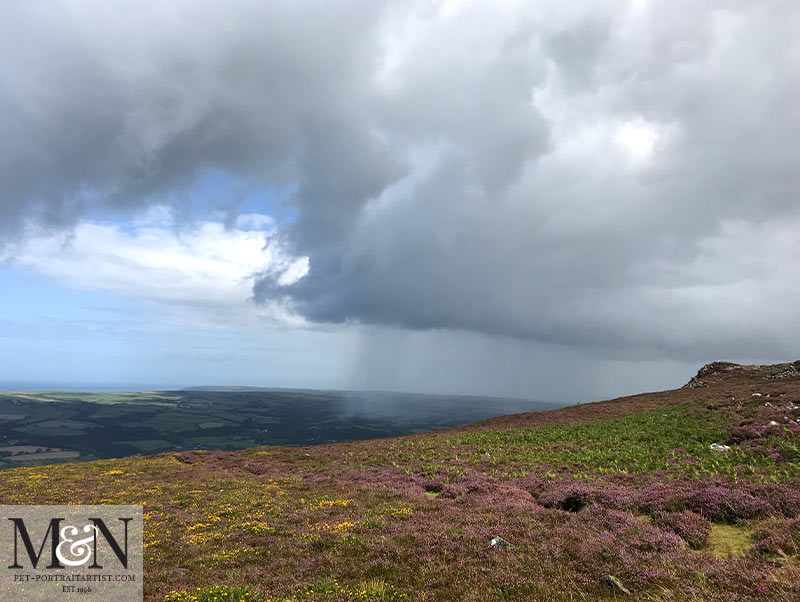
[{"xmin": 0, "ymin": 381, "xmax": 185, "ymax": 392}]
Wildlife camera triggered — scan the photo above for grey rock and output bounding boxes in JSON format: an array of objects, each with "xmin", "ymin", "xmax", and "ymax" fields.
[
  {"xmin": 174, "ymin": 568, "xmax": 189, "ymax": 575},
  {"xmin": 489, "ymin": 536, "xmax": 512, "ymax": 550},
  {"xmin": 602, "ymin": 575, "xmax": 631, "ymax": 595},
  {"xmin": 682, "ymin": 379, "xmax": 707, "ymax": 389}
]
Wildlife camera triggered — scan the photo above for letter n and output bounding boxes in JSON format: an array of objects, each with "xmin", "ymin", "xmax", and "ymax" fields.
[{"xmin": 88, "ymin": 518, "xmax": 131, "ymax": 569}]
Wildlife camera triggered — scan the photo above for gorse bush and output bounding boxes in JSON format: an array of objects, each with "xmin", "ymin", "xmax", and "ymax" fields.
[
  {"xmin": 296, "ymin": 579, "xmax": 408, "ymax": 601},
  {"xmin": 162, "ymin": 586, "xmax": 259, "ymax": 602}
]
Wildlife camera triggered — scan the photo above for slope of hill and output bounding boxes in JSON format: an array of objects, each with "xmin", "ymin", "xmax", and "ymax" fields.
[{"xmin": 2, "ymin": 362, "xmax": 799, "ymax": 601}]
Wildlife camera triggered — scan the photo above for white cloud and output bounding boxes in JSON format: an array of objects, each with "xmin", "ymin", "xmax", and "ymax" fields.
[
  {"xmin": 7, "ymin": 208, "xmax": 307, "ymax": 330},
  {"xmin": 235, "ymin": 213, "xmax": 274, "ymax": 231},
  {"xmin": 616, "ymin": 120, "xmax": 658, "ymax": 160}
]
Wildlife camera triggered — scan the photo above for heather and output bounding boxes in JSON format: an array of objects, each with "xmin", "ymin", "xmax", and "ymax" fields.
[
  {"xmin": 652, "ymin": 511, "xmax": 711, "ymax": 549},
  {"xmin": 1, "ymin": 362, "xmax": 799, "ymax": 600},
  {"xmin": 751, "ymin": 518, "xmax": 800, "ymax": 557}
]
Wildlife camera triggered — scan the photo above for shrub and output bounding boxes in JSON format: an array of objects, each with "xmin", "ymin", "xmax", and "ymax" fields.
[
  {"xmin": 652, "ymin": 511, "xmax": 712, "ymax": 549},
  {"xmin": 751, "ymin": 482, "xmax": 800, "ymax": 517},
  {"xmin": 684, "ymin": 486, "xmax": 774, "ymax": 523},
  {"xmin": 727, "ymin": 423, "xmax": 766, "ymax": 444},
  {"xmin": 751, "ymin": 518, "xmax": 800, "ymax": 557},
  {"xmin": 538, "ymin": 482, "xmax": 636, "ymax": 512}
]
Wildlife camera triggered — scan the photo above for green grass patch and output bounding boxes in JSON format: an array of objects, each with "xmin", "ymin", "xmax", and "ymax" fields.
[
  {"xmin": 705, "ymin": 523, "xmax": 753, "ymax": 558},
  {"xmin": 453, "ymin": 405, "xmax": 800, "ymax": 481}
]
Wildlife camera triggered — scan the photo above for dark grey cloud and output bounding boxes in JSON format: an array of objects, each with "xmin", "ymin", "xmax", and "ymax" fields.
[
  {"xmin": 0, "ymin": 0, "xmax": 392, "ymax": 233},
  {"xmin": 2, "ymin": 0, "xmax": 799, "ymax": 367}
]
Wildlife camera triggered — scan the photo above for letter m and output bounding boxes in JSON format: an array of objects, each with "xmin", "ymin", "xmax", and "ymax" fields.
[{"xmin": 7, "ymin": 518, "xmax": 64, "ymax": 569}]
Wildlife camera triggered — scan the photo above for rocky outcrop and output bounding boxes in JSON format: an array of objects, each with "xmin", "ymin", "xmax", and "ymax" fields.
[
  {"xmin": 762, "ymin": 362, "xmax": 800, "ymax": 380},
  {"xmin": 682, "ymin": 361, "xmax": 800, "ymax": 389},
  {"xmin": 682, "ymin": 362, "xmax": 741, "ymax": 389}
]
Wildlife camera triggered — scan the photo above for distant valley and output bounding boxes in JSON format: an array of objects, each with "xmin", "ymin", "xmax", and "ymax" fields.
[{"xmin": 0, "ymin": 388, "xmax": 559, "ymax": 469}]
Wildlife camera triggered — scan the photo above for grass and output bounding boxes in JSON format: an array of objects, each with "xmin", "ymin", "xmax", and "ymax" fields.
[
  {"xmin": 452, "ymin": 404, "xmax": 800, "ymax": 481},
  {"xmin": 706, "ymin": 524, "xmax": 753, "ymax": 558}
]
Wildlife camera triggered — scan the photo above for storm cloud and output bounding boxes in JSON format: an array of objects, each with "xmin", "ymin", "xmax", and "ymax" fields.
[{"xmin": 2, "ymin": 0, "xmax": 799, "ymax": 368}]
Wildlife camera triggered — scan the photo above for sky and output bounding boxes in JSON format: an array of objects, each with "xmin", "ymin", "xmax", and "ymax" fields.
[{"xmin": 0, "ymin": 0, "xmax": 798, "ymax": 402}]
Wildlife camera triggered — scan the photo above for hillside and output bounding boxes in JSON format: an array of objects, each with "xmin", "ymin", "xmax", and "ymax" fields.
[{"xmin": 2, "ymin": 362, "xmax": 799, "ymax": 601}]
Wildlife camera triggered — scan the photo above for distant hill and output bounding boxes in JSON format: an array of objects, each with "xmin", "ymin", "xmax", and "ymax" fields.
[
  {"xmin": 184, "ymin": 385, "xmax": 279, "ymax": 392},
  {"xmin": 2, "ymin": 362, "xmax": 799, "ymax": 602}
]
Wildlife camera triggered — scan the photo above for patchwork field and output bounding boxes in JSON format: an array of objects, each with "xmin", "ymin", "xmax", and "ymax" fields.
[
  {"xmin": 1, "ymin": 362, "xmax": 799, "ymax": 601},
  {"xmin": 0, "ymin": 389, "xmax": 554, "ymax": 469}
]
